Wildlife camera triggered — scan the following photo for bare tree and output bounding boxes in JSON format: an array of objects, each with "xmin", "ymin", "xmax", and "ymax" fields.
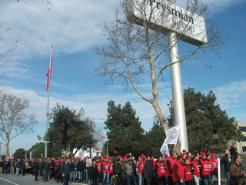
[
  {"xmin": 0, "ymin": 90, "xmax": 36, "ymax": 155},
  {"xmin": 96, "ymin": 0, "xmax": 220, "ymax": 132}
]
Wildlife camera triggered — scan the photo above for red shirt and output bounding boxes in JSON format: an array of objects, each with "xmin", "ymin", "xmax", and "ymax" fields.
[
  {"xmin": 102, "ymin": 161, "xmax": 110, "ymax": 174},
  {"xmin": 109, "ymin": 161, "xmax": 113, "ymax": 174},
  {"xmin": 168, "ymin": 158, "xmax": 184, "ymax": 183},
  {"xmin": 183, "ymin": 164, "xmax": 193, "ymax": 181},
  {"xmin": 172, "ymin": 160, "xmax": 185, "ymax": 182},
  {"xmin": 210, "ymin": 158, "xmax": 218, "ymax": 172},
  {"xmin": 207, "ymin": 159, "xmax": 213, "ymax": 174},
  {"xmin": 96, "ymin": 161, "xmax": 102, "ymax": 173},
  {"xmin": 200, "ymin": 159, "xmax": 211, "ymax": 176},
  {"xmin": 156, "ymin": 161, "xmax": 165, "ymax": 177},
  {"xmin": 191, "ymin": 160, "xmax": 200, "ymax": 177},
  {"xmin": 163, "ymin": 159, "xmax": 171, "ymax": 176},
  {"xmin": 138, "ymin": 160, "xmax": 145, "ymax": 174}
]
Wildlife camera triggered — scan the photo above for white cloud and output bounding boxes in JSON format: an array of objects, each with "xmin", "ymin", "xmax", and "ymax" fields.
[
  {"xmin": 0, "ymin": 0, "xmax": 242, "ymax": 79},
  {"xmin": 213, "ymin": 80, "xmax": 246, "ymax": 110},
  {"xmin": 0, "ymin": 0, "xmax": 241, "ymax": 60},
  {"xmin": 0, "ymin": 0, "xmax": 120, "ymax": 59}
]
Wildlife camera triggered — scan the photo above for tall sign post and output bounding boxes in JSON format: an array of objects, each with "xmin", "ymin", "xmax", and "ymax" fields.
[{"xmin": 126, "ymin": 0, "xmax": 207, "ymax": 151}]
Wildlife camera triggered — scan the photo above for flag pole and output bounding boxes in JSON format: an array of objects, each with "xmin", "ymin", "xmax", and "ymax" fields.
[
  {"xmin": 44, "ymin": 85, "xmax": 50, "ymax": 158},
  {"xmin": 45, "ymin": 45, "xmax": 53, "ymax": 158}
]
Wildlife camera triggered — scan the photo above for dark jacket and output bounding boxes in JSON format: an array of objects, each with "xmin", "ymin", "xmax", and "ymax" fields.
[
  {"xmin": 61, "ymin": 162, "xmax": 71, "ymax": 176},
  {"xmin": 221, "ymin": 154, "xmax": 231, "ymax": 172},
  {"xmin": 144, "ymin": 160, "xmax": 154, "ymax": 176}
]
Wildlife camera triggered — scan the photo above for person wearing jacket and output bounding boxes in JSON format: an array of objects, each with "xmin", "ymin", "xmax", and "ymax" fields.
[
  {"xmin": 144, "ymin": 155, "xmax": 154, "ymax": 185},
  {"xmin": 114, "ymin": 157, "xmax": 124, "ymax": 185},
  {"xmin": 88, "ymin": 160, "xmax": 98, "ymax": 185},
  {"xmin": 221, "ymin": 149, "xmax": 231, "ymax": 185},
  {"xmin": 61, "ymin": 159, "xmax": 71, "ymax": 185},
  {"xmin": 32, "ymin": 159, "xmax": 40, "ymax": 181},
  {"xmin": 124, "ymin": 157, "xmax": 134, "ymax": 185},
  {"xmin": 230, "ymin": 155, "xmax": 245, "ymax": 185}
]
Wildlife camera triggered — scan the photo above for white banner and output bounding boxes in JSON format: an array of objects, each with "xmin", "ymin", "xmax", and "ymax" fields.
[
  {"xmin": 165, "ymin": 125, "xmax": 180, "ymax": 145},
  {"xmin": 160, "ymin": 126, "xmax": 180, "ymax": 156},
  {"xmin": 160, "ymin": 140, "xmax": 169, "ymax": 156}
]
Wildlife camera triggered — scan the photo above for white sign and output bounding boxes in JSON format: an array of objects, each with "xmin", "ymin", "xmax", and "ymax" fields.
[{"xmin": 126, "ymin": 0, "xmax": 207, "ymax": 46}]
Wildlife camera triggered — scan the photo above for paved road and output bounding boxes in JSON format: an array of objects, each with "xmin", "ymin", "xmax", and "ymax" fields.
[{"xmin": 0, "ymin": 174, "xmax": 86, "ymax": 185}]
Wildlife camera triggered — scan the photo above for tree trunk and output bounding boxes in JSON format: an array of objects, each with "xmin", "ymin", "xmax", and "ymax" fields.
[
  {"xmin": 152, "ymin": 100, "xmax": 169, "ymax": 132},
  {"xmin": 5, "ymin": 139, "xmax": 10, "ymax": 156}
]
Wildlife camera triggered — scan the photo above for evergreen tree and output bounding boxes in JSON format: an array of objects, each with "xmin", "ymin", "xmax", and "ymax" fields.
[
  {"xmin": 143, "ymin": 118, "xmax": 165, "ymax": 155},
  {"xmin": 46, "ymin": 104, "xmax": 96, "ymax": 156},
  {"xmin": 184, "ymin": 88, "xmax": 242, "ymax": 152},
  {"xmin": 13, "ymin": 148, "xmax": 26, "ymax": 159},
  {"xmin": 105, "ymin": 101, "xmax": 144, "ymax": 156}
]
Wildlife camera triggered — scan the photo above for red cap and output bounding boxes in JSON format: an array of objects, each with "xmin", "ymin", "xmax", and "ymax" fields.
[
  {"xmin": 211, "ymin": 153, "xmax": 216, "ymax": 158},
  {"xmin": 140, "ymin": 154, "xmax": 145, "ymax": 159},
  {"xmin": 200, "ymin": 152, "xmax": 206, "ymax": 158}
]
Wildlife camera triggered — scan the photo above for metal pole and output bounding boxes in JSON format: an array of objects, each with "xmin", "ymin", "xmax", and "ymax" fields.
[
  {"xmin": 44, "ymin": 88, "xmax": 50, "ymax": 158},
  {"xmin": 168, "ymin": 31, "xmax": 188, "ymax": 151},
  {"xmin": 218, "ymin": 158, "xmax": 221, "ymax": 185},
  {"xmin": 107, "ymin": 140, "xmax": 109, "ymax": 157}
]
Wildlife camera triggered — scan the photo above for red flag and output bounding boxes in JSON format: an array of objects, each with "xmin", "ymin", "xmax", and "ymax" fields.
[{"xmin": 46, "ymin": 45, "xmax": 53, "ymax": 91}]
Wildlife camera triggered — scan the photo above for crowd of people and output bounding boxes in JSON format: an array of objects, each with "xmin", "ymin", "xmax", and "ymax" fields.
[{"xmin": 0, "ymin": 148, "xmax": 245, "ymax": 185}]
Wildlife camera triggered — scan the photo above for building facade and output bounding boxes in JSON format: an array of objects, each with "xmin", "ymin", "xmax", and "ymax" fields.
[{"xmin": 237, "ymin": 121, "xmax": 246, "ymax": 153}]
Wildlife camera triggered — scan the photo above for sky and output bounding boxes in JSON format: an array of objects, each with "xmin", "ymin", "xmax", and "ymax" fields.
[{"xmin": 0, "ymin": 0, "xmax": 245, "ymax": 154}]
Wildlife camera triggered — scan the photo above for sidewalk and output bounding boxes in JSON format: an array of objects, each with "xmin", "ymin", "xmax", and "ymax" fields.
[{"xmin": 0, "ymin": 174, "xmax": 87, "ymax": 185}]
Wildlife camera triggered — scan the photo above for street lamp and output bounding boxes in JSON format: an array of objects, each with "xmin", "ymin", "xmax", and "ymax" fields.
[{"xmin": 106, "ymin": 138, "xmax": 109, "ymax": 157}]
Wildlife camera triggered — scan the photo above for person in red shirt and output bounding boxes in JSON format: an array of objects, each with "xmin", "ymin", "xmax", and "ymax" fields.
[
  {"xmin": 172, "ymin": 155, "xmax": 185, "ymax": 185},
  {"xmin": 137, "ymin": 154, "xmax": 145, "ymax": 185},
  {"xmin": 156, "ymin": 156, "xmax": 165, "ymax": 185},
  {"xmin": 200, "ymin": 152, "xmax": 210, "ymax": 185},
  {"xmin": 166, "ymin": 153, "xmax": 177, "ymax": 185},
  {"xmin": 163, "ymin": 155, "xmax": 172, "ymax": 185},
  {"xmin": 207, "ymin": 153, "xmax": 214, "ymax": 185},
  {"xmin": 183, "ymin": 158, "xmax": 193, "ymax": 185},
  {"xmin": 96, "ymin": 158, "xmax": 102, "ymax": 183},
  {"xmin": 191, "ymin": 154, "xmax": 201, "ymax": 185},
  {"xmin": 167, "ymin": 153, "xmax": 185, "ymax": 185},
  {"xmin": 102, "ymin": 157, "xmax": 110, "ymax": 185}
]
